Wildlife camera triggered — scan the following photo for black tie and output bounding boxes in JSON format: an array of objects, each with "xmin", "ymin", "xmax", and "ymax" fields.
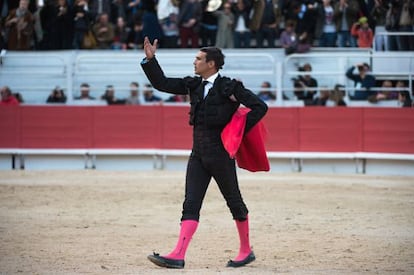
[{"xmin": 200, "ymin": 80, "xmax": 208, "ymax": 98}]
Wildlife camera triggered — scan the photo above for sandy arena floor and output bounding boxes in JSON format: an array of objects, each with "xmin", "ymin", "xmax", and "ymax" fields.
[{"xmin": 0, "ymin": 170, "xmax": 413, "ymax": 275}]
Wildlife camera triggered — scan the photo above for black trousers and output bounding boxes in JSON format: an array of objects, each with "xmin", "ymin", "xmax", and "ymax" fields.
[{"xmin": 181, "ymin": 126, "xmax": 248, "ymax": 222}]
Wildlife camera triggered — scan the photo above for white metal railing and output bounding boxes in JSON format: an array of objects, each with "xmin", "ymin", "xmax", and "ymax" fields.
[
  {"xmin": 0, "ymin": 53, "xmax": 71, "ymax": 103},
  {"xmin": 283, "ymin": 51, "xmax": 414, "ymax": 103},
  {"xmin": 73, "ymin": 51, "xmax": 279, "ymax": 104},
  {"xmin": 1, "ymin": 50, "xmax": 412, "ymax": 106},
  {"xmin": 0, "ymin": 53, "xmax": 67, "ymax": 74},
  {"xmin": 373, "ymin": 31, "xmax": 414, "ymax": 52},
  {"xmin": 1, "ymin": 148, "xmax": 413, "ymax": 173}
]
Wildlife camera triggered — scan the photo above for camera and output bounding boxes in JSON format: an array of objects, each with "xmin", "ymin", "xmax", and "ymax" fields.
[
  {"xmin": 357, "ymin": 63, "xmax": 369, "ymax": 72},
  {"xmin": 291, "ymin": 77, "xmax": 303, "ymax": 88}
]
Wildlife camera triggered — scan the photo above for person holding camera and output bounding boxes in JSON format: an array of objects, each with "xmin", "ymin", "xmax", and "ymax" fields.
[
  {"xmin": 314, "ymin": 0, "xmax": 338, "ymax": 47},
  {"xmin": 280, "ymin": 19, "xmax": 312, "ymax": 55},
  {"xmin": 292, "ymin": 63, "xmax": 318, "ymax": 104},
  {"xmin": 371, "ymin": 0, "xmax": 390, "ymax": 51},
  {"xmin": 345, "ymin": 62, "xmax": 376, "ymax": 100},
  {"xmin": 100, "ymin": 85, "xmax": 126, "ymax": 105},
  {"xmin": 46, "ymin": 86, "xmax": 67, "ymax": 104},
  {"xmin": 4, "ymin": 0, "xmax": 35, "ymax": 51},
  {"xmin": 351, "ymin": 16, "xmax": 374, "ymax": 48},
  {"xmin": 334, "ymin": 0, "xmax": 360, "ymax": 47}
]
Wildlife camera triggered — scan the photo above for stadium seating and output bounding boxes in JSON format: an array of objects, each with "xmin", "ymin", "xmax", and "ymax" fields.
[
  {"xmin": 1, "ymin": 48, "xmax": 412, "ymax": 105},
  {"xmin": 0, "ymin": 48, "xmax": 413, "ymax": 174}
]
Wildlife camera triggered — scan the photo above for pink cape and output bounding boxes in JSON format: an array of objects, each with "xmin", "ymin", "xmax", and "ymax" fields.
[{"xmin": 221, "ymin": 108, "xmax": 270, "ymax": 172}]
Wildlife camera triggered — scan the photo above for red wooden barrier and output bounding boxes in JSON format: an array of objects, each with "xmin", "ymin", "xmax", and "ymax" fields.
[
  {"xmin": 160, "ymin": 105, "xmax": 193, "ymax": 149},
  {"xmin": 297, "ymin": 108, "xmax": 364, "ymax": 152},
  {"xmin": 1, "ymin": 106, "xmax": 413, "ymax": 154},
  {"xmin": 20, "ymin": 106, "xmax": 92, "ymax": 148},
  {"xmin": 262, "ymin": 108, "xmax": 300, "ymax": 151},
  {"xmin": 0, "ymin": 107, "xmax": 20, "ymax": 147},
  {"xmin": 92, "ymin": 106, "xmax": 163, "ymax": 148},
  {"xmin": 362, "ymin": 108, "xmax": 414, "ymax": 154}
]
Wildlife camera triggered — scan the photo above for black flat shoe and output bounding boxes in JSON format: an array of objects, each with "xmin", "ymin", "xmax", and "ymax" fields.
[
  {"xmin": 226, "ymin": 251, "xmax": 256, "ymax": 268},
  {"xmin": 147, "ymin": 253, "xmax": 185, "ymax": 269}
]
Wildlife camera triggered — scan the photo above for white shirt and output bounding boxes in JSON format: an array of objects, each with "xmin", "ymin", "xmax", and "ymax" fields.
[
  {"xmin": 203, "ymin": 72, "xmax": 219, "ymax": 98},
  {"xmin": 235, "ymin": 16, "xmax": 247, "ymax": 32},
  {"xmin": 157, "ymin": 0, "xmax": 179, "ymax": 20}
]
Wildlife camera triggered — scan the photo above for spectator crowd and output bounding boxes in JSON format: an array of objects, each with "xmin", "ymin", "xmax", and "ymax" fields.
[
  {"xmin": 1, "ymin": 81, "xmax": 192, "ymax": 105},
  {"xmin": 254, "ymin": 61, "xmax": 412, "ymax": 107},
  {"xmin": 0, "ymin": 0, "xmax": 413, "ymax": 52},
  {"xmin": 2, "ymin": 66, "xmax": 413, "ymax": 107}
]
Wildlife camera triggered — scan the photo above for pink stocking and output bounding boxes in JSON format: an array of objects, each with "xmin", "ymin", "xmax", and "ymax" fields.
[
  {"xmin": 234, "ymin": 216, "xmax": 252, "ymax": 261},
  {"xmin": 165, "ymin": 220, "xmax": 198, "ymax": 260}
]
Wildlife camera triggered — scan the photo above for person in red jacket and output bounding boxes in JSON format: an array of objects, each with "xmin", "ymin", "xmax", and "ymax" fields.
[
  {"xmin": 0, "ymin": 86, "xmax": 20, "ymax": 106},
  {"xmin": 351, "ymin": 16, "xmax": 374, "ymax": 48}
]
